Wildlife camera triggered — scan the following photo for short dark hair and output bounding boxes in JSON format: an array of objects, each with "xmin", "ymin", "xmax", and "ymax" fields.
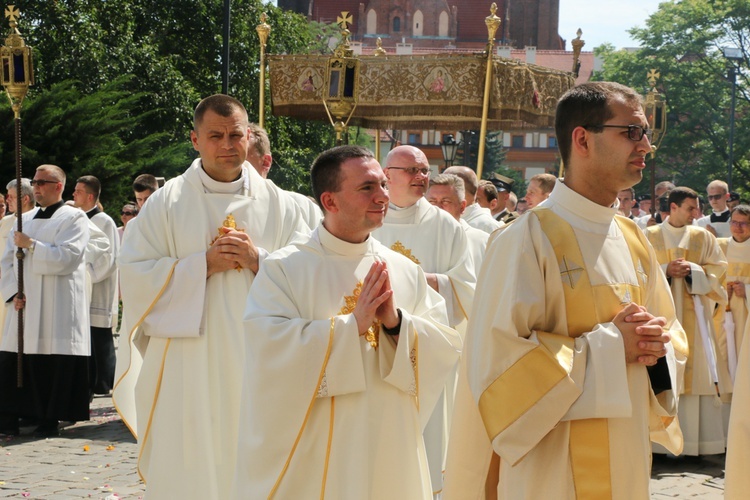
[
  {"xmin": 555, "ymin": 82, "xmax": 643, "ymax": 166},
  {"xmin": 731, "ymin": 204, "xmax": 750, "ymax": 218},
  {"xmin": 194, "ymin": 94, "xmax": 248, "ymax": 130},
  {"xmin": 76, "ymin": 175, "xmax": 101, "ymax": 200},
  {"xmin": 478, "ymin": 180, "xmax": 498, "ymax": 203},
  {"xmin": 310, "ymin": 146, "xmax": 375, "ymax": 211},
  {"xmin": 668, "ymin": 187, "xmax": 698, "ymax": 208},
  {"xmin": 133, "ymin": 173, "xmax": 158, "ymax": 194}
]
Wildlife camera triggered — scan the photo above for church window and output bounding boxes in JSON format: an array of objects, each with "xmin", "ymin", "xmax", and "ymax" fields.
[
  {"xmin": 438, "ymin": 11, "xmax": 449, "ymax": 37},
  {"xmin": 366, "ymin": 9, "xmax": 377, "ymax": 34},
  {"xmin": 413, "ymin": 10, "xmax": 424, "ymax": 36},
  {"xmin": 393, "ymin": 16, "xmax": 401, "ymax": 32}
]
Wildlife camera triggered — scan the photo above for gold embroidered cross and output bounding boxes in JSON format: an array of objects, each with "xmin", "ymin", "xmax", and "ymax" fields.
[
  {"xmin": 559, "ymin": 256, "xmax": 583, "ymax": 288},
  {"xmin": 339, "ymin": 282, "xmax": 380, "ymax": 349},
  {"xmin": 636, "ymin": 260, "xmax": 648, "ymax": 284}
]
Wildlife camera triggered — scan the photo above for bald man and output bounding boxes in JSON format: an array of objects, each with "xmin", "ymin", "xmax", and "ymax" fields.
[
  {"xmin": 444, "ymin": 166, "xmax": 502, "ymax": 234},
  {"xmin": 373, "ymin": 145, "xmax": 475, "ymax": 494}
]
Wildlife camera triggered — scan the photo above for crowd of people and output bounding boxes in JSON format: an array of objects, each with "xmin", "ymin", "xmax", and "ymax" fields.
[{"xmin": 0, "ymin": 83, "xmax": 748, "ymax": 499}]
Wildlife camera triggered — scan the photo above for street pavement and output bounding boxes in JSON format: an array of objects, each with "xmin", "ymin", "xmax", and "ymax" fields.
[{"xmin": 0, "ymin": 395, "xmax": 728, "ymax": 499}]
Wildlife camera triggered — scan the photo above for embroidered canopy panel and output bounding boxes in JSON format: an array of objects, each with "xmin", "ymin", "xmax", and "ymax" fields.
[{"xmin": 268, "ymin": 53, "xmax": 575, "ymax": 130}]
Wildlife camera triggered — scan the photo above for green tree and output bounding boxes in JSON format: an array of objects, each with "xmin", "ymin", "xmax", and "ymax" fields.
[
  {"xmin": 595, "ymin": 0, "xmax": 749, "ymax": 196},
  {"xmin": 0, "ymin": 0, "xmax": 336, "ymax": 213}
]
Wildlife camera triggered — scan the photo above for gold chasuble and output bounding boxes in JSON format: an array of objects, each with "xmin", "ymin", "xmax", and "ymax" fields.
[{"xmin": 464, "ymin": 180, "xmax": 685, "ymax": 500}]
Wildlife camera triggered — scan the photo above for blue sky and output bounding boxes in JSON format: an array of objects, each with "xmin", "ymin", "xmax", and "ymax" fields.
[
  {"xmin": 265, "ymin": 0, "xmax": 658, "ymax": 50},
  {"xmin": 559, "ymin": 0, "xmax": 658, "ymax": 50}
]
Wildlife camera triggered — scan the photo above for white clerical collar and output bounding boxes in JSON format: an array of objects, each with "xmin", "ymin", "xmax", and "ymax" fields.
[
  {"xmin": 663, "ymin": 219, "xmax": 688, "ymax": 234},
  {"xmin": 316, "ymin": 223, "xmax": 371, "ymax": 256},
  {"xmin": 197, "ymin": 163, "xmax": 249, "ymax": 195},
  {"xmin": 548, "ymin": 179, "xmax": 618, "ymax": 225}
]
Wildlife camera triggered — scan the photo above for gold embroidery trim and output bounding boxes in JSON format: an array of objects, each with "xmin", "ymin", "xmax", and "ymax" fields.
[
  {"xmin": 113, "ymin": 260, "xmax": 179, "ymax": 443},
  {"xmin": 390, "ymin": 240, "xmax": 420, "ymax": 265},
  {"xmin": 269, "ymin": 317, "xmax": 336, "ymax": 499}
]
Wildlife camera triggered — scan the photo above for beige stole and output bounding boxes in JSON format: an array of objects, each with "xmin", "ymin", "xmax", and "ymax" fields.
[
  {"xmin": 647, "ymin": 229, "xmax": 703, "ymax": 393},
  {"xmin": 533, "ymin": 209, "xmax": 649, "ymax": 500}
]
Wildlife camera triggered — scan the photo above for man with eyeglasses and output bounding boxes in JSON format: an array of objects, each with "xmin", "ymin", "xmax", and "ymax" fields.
[
  {"xmin": 373, "ymin": 144, "xmax": 474, "ymax": 495},
  {"xmin": 645, "ymin": 186, "xmax": 728, "ymax": 457},
  {"xmin": 0, "ymin": 165, "xmax": 91, "ymax": 438},
  {"xmin": 460, "ymin": 82, "xmax": 685, "ymax": 499},
  {"xmin": 725, "ymin": 206, "xmax": 750, "ymax": 496},
  {"xmin": 695, "ymin": 180, "xmax": 732, "ymax": 238}
]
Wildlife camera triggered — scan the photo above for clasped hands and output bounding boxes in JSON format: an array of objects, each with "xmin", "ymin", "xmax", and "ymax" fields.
[
  {"xmin": 666, "ymin": 258, "xmax": 691, "ymax": 279},
  {"xmin": 614, "ymin": 302, "xmax": 670, "ymax": 366},
  {"xmin": 206, "ymin": 227, "xmax": 259, "ymax": 277},
  {"xmin": 353, "ymin": 261, "xmax": 400, "ymax": 336}
]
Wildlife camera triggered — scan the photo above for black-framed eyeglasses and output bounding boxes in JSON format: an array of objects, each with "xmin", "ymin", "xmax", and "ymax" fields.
[
  {"xmin": 584, "ymin": 124, "xmax": 652, "ymax": 142},
  {"xmin": 388, "ymin": 166, "xmax": 431, "ymax": 176},
  {"xmin": 30, "ymin": 179, "xmax": 60, "ymax": 186}
]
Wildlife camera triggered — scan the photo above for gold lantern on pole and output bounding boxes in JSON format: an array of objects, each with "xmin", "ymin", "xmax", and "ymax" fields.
[
  {"xmin": 475, "ymin": 3, "xmax": 502, "ymax": 180},
  {"xmin": 643, "ymin": 69, "xmax": 667, "ymax": 217},
  {"xmin": 256, "ymin": 12, "xmax": 270, "ymax": 129},
  {"xmin": 323, "ymin": 12, "xmax": 359, "ymax": 146},
  {"xmin": 1, "ymin": 4, "xmax": 33, "ymax": 387}
]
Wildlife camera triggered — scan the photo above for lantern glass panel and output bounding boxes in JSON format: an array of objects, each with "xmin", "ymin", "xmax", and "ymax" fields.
[
  {"xmin": 13, "ymin": 53, "xmax": 25, "ymax": 83},
  {"xmin": 344, "ymin": 65, "xmax": 355, "ymax": 98},
  {"xmin": 2, "ymin": 57, "xmax": 10, "ymax": 84},
  {"xmin": 329, "ymin": 70, "xmax": 340, "ymax": 98}
]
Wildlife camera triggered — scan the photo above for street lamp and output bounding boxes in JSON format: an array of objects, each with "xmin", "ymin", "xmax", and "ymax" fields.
[
  {"xmin": 441, "ymin": 134, "xmax": 459, "ymax": 171},
  {"xmin": 723, "ymin": 47, "xmax": 743, "ymax": 192}
]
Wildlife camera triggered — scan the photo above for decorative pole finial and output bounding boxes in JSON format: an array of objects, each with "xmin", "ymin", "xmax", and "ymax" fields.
[
  {"xmin": 485, "ymin": 3, "xmax": 502, "ymax": 44},
  {"xmin": 571, "ymin": 29, "xmax": 585, "ymax": 76},
  {"xmin": 647, "ymin": 69, "xmax": 660, "ymax": 88},
  {"xmin": 373, "ymin": 37, "xmax": 386, "ymax": 56},
  {"xmin": 256, "ymin": 12, "xmax": 271, "ymax": 128}
]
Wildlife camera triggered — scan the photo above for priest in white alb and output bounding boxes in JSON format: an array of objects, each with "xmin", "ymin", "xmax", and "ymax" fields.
[
  {"xmin": 725, "ymin": 207, "xmax": 750, "ymax": 496},
  {"xmin": 645, "ymin": 187, "xmax": 728, "ymax": 456},
  {"xmin": 113, "ymin": 95, "xmax": 306, "ymax": 499},
  {"xmin": 372, "ymin": 145, "xmax": 474, "ymax": 495},
  {"xmin": 232, "ymin": 146, "xmax": 461, "ymax": 499},
  {"xmin": 463, "ymin": 82, "xmax": 686, "ymax": 499}
]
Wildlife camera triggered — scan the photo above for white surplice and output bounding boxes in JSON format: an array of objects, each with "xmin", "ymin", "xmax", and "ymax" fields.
[
  {"xmin": 0, "ymin": 206, "xmax": 91, "ymax": 355},
  {"xmin": 466, "ymin": 181, "xmax": 685, "ymax": 499},
  {"xmin": 233, "ymin": 224, "xmax": 461, "ymax": 499},
  {"xmin": 87, "ymin": 210, "xmax": 119, "ymax": 328},
  {"xmin": 113, "ymin": 159, "xmax": 306, "ymax": 500},
  {"xmin": 696, "ymin": 210, "xmax": 731, "ymax": 238},
  {"xmin": 645, "ymin": 221, "xmax": 728, "ymax": 455},
  {"xmin": 462, "ymin": 203, "xmax": 503, "ymax": 234}
]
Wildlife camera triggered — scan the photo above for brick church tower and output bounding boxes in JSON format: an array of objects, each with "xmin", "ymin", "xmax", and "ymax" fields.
[{"xmin": 278, "ymin": 0, "xmax": 564, "ymax": 50}]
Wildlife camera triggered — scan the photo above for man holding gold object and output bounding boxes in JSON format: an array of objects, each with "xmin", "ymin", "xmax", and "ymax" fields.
[{"xmin": 113, "ymin": 94, "xmax": 306, "ymax": 499}]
